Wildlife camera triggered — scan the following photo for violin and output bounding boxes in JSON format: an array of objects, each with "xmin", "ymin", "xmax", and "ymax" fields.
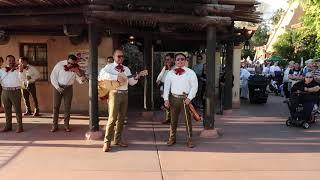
[{"xmin": 5, "ymin": 64, "xmax": 19, "ymax": 72}]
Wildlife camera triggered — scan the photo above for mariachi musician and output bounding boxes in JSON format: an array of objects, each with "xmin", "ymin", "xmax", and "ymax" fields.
[
  {"xmin": 19, "ymin": 56, "xmax": 41, "ymax": 116},
  {"xmin": 0, "ymin": 55, "xmax": 24, "ymax": 133},
  {"xmin": 50, "ymin": 54, "xmax": 86, "ymax": 132},
  {"xmin": 99, "ymin": 49, "xmax": 142, "ymax": 152},
  {"xmin": 156, "ymin": 53, "xmax": 174, "ymax": 124},
  {"xmin": 163, "ymin": 53, "xmax": 198, "ymax": 148}
]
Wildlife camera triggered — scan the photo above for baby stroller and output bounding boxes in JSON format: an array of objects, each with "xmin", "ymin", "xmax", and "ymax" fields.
[
  {"xmin": 269, "ymin": 71, "xmax": 283, "ymax": 95},
  {"xmin": 285, "ymin": 92, "xmax": 318, "ymax": 129},
  {"xmin": 248, "ymin": 75, "xmax": 268, "ymax": 104}
]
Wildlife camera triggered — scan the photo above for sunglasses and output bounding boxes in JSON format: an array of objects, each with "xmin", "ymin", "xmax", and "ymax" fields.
[
  {"xmin": 117, "ymin": 55, "xmax": 124, "ymax": 58},
  {"xmin": 305, "ymin": 76, "xmax": 313, "ymax": 78},
  {"xmin": 176, "ymin": 58, "xmax": 186, "ymax": 61}
]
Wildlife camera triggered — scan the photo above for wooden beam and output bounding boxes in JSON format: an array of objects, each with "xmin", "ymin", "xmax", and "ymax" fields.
[
  {"xmin": 0, "ymin": 6, "xmax": 85, "ymax": 16},
  {"xmin": 89, "ymin": 10, "xmax": 232, "ymax": 27},
  {"xmin": 92, "ymin": 0, "xmax": 257, "ymax": 6},
  {"xmin": 0, "ymin": 14, "xmax": 85, "ymax": 27}
]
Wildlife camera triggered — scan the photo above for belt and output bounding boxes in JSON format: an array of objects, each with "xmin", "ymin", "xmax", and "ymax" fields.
[
  {"xmin": 3, "ymin": 87, "xmax": 21, "ymax": 90},
  {"xmin": 110, "ymin": 90, "xmax": 128, "ymax": 94},
  {"xmin": 59, "ymin": 84, "xmax": 72, "ymax": 88},
  {"xmin": 171, "ymin": 94, "xmax": 187, "ymax": 98}
]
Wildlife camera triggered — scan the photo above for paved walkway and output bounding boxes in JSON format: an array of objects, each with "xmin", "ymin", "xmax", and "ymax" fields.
[{"xmin": 1, "ymin": 95, "xmax": 320, "ymax": 180}]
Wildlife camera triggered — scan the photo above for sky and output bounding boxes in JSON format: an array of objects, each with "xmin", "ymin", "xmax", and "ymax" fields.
[{"xmin": 258, "ymin": 0, "xmax": 288, "ymax": 20}]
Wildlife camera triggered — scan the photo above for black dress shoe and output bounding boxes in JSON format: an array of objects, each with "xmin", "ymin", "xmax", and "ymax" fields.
[
  {"xmin": 16, "ymin": 128, "xmax": 24, "ymax": 133},
  {"xmin": 33, "ymin": 112, "xmax": 40, "ymax": 117},
  {"xmin": 114, "ymin": 142, "xmax": 128, "ymax": 147},
  {"xmin": 166, "ymin": 139, "xmax": 176, "ymax": 146},
  {"xmin": 102, "ymin": 143, "xmax": 111, "ymax": 152},
  {"xmin": 65, "ymin": 127, "xmax": 71, "ymax": 132},
  {"xmin": 50, "ymin": 126, "xmax": 58, "ymax": 132},
  {"xmin": 161, "ymin": 120, "xmax": 170, "ymax": 124},
  {"xmin": 23, "ymin": 111, "xmax": 32, "ymax": 116},
  {"xmin": 1, "ymin": 127, "xmax": 12, "ymax": 132},
  {"xmin": 187, "ymin": 140, "xmax": 195, "ymax": 148}
]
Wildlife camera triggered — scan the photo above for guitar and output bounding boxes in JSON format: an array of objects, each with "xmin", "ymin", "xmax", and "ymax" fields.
[{"xmin": 98, "ymin": 70, "xmax": 148, "ymax": 100}]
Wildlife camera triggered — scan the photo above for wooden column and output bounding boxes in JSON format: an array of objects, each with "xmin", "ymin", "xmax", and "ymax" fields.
[
  {"xmin": 143, "ymin": 35, "xmax": 153, "ymax": 110},
  {"xmin": 224, "ymin": 41, "xmax": 234, "ymax": 110},
  {"xmin": 112, "ymin": 34, "xmax": 120, "ymax": 50},
  {"xmin": 88, "ymin": 22, "xmax": 99, "ymax": 131},
  {"xmin": 204, "ymin": 26, "xmax": 216, "ymax": 129}
]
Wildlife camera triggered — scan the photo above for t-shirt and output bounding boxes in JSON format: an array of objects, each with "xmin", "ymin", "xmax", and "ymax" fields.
[
  {"xmin": 312, "ymin": 68, "xmax": 320, "ymax": 77},
  {"xmin": 289, "ymin": 68, "xmax": 301, "ymax": 76},
  {"xmin": 291, "ymin": 80, "xmax": 319, "ymax": 102}
]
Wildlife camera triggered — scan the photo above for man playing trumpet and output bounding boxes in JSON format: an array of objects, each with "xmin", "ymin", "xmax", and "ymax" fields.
[
  {"xmin": 163, "ymin": 53, "xmax": 198, "ymax": 148},
  {"xmin": 99, "ymin": 49, "xmax": 141, "ymax": 152}
]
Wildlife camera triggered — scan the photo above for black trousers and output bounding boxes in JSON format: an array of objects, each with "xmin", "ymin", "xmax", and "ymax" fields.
[
  {"xmin": 283, "ymin": 82, "xmax": 290, "ymax": 98},
  {"xmin": 22, "ymin": 83, "xmax": 39, "ymax": 112}
]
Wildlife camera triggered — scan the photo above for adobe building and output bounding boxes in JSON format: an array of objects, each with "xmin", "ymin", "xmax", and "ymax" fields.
[{"xmin": 0, "ymin": 0, "xmax": 260, "ymax": 131}]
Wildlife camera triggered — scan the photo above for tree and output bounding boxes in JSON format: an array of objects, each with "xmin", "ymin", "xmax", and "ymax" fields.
[
  {"xmin": 292, "ymin": 0, "xmax": 320, "ymax": 39},
  {"xmin": 273, "ymin": 30, "xmax": 297, "ymax": 61},
  {"xmin": 271, "ymin": 8, "xmax": 285, "ymax": 26},
  {"xmin": 273, "ymin": 28, "xmax": 320, "ymax": 62},
  {"xmin": 250, "ymin": 24, "xmax": 269, "ymax": 46}
]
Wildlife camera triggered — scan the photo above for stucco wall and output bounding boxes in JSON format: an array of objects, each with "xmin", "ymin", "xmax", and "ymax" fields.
[{"xmin": 0, "ymin": 35, "xmax": 113, "ymax": 113}]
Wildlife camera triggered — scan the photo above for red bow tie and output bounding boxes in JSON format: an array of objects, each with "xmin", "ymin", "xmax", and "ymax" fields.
[
  {"xmin": 115, "ymin": 64, "xmax": 124, "ymax": 72},
  {"xmin": 5, "ymin": 67, "xmax": 16, "ymax": 72},
  {"xmin": 174, "ymin": 68, "xmax": 185, "ymax": 75}
]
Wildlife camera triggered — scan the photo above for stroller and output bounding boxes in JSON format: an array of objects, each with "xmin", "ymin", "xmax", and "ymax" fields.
[
  {"xmin": 248, "ymin": 74, "xmax": 268, "ymax": 104},
  {"xmin": 285, "ymin": 92, "xmax": 318, "ymax": 129},
  {"xmin": 269, "ymin": 71, "xmax": 284, "ymax": 95}
]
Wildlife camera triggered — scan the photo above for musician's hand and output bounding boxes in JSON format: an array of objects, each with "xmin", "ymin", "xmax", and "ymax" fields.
[
  {"xmin": 18, "ymin": 64, "xmax": 24, "ymax": 72},
  {"xmin": 164, "ymin": 100, "xmax": 170, "ymax": 108},
  {"xmin": 70, "ymin": 67, "xmax": 80, "ymax": 74},
  {"xmin": 134, "ymin": 72, "xmax": 140, "ymax": 80},
  {"xmin": 184, "ymin": 98, "xmax": 191, "ymax": 105},
  {"xmin": 117, "ymin": 75, "xmax": 126, "ymax": 83},
  {"xmin": 57, "ymin": 87, "xmax": 64, "ymax": 94}
]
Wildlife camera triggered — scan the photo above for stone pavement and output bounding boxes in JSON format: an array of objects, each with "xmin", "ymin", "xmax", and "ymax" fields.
[{"xmin": 1, "ymin": 95, "xmax": 320, "ymax": 180}]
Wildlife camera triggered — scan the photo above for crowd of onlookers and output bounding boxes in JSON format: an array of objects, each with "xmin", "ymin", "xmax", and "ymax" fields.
[{"xmin": 240, "ymin": 58, "xmax": 320, "ymax": 99}]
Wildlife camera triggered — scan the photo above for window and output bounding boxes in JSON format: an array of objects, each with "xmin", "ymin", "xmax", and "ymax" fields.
[{"xmin": 19, "ymin": 43, "xmax": 48, "ymax": 81}]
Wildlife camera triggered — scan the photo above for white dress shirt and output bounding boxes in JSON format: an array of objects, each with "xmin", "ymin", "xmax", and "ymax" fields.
[
  {"xmin": 20, "ymin": 64, "xmax": 41, "ymax": 84},
  {"xmin": 0, "ymin": 68, "xmax": 23, "ymax": 88},
  {"xmin": 156, "ymin": 66, "xmax": 171, "ymax": 83},
  {"xmin": 50, "ymin": 60, "xmax": 84, "ymax": 90},
  {"xmin": 98, "ymin": 62, "xmax": 138, "ymax": 90},
  {"xmin": 163, "ymin": 67, "xmax": 198, "ymax": 101},
  {"xmin": 269, "ymin": 65, "xmax": 281, "ymax": 76}
]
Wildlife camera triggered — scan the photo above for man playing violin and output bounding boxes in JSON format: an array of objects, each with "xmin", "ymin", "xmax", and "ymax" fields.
[
  {"xmin": 50, "ymin": 54, "xmax": 86, "ymax": 132},
  {"xmin": 163, "ymin": 53, "xmax": 198, "ymax": 148},
  {"xmin": 0, "ymin": 55, "xmax": 24, "ymax": 133},
  {"xmin": 99, "ymin": 49, "xmax": 141, "ymax": 152}
]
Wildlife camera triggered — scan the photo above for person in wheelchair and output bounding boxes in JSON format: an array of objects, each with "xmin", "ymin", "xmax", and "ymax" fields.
[{"xmin": 290, "ymin": 72, "xmax": 320, "ymax": 123}]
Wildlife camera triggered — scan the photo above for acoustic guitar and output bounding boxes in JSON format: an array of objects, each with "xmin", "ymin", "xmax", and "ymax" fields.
[{"xmin": 98, "ymin": 70, "xmax": 148, "ymax": 100}]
